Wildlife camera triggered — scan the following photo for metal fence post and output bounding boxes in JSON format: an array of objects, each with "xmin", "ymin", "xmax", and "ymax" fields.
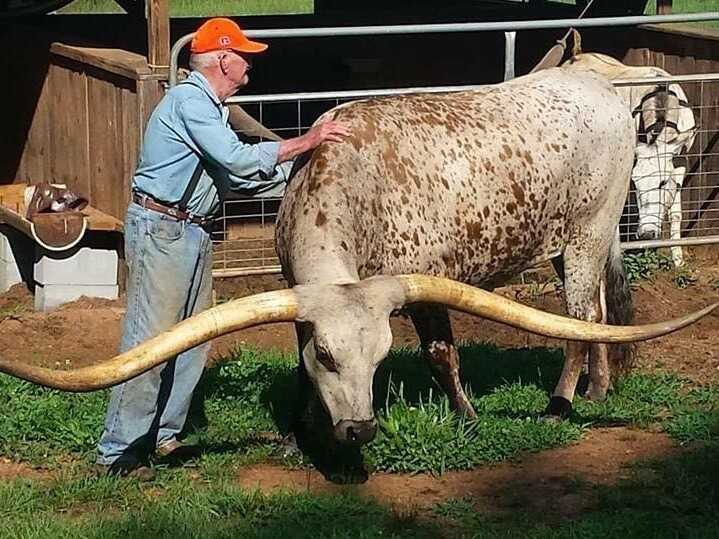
[{"xmin": 504, "ymin": 31, "xmax": 516, "ymax": 81}]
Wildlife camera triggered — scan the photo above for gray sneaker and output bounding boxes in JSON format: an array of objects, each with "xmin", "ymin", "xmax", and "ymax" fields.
[{"xmin": 155, "ymin": 439, "xmax": 202, "ymax": 465}]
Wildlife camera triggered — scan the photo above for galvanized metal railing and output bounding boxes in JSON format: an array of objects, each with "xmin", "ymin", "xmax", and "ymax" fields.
[{"xmin": 170, "ymin": 11, "xmax": 719, "ymax": 87}]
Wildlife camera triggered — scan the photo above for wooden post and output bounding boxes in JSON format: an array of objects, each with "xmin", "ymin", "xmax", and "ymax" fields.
[
  {"xmin": 657, "ymin": 0, "xmax": 672, "ymax": 15},
  {"xmin": 146, "ymin": 0, "xmax": 170, "ymax": 70}
]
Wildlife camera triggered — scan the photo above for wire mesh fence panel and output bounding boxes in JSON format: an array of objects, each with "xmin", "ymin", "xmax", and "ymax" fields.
[
  {"xmin": 616, "ymin": 76, "xmax": 719, "ymax": 254},
  {"xmin": 212, "ymin": 75, "xmax": 719, "ymax": 276}
]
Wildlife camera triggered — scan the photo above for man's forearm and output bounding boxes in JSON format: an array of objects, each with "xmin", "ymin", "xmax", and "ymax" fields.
[
  {"xmin": 277, "ymin": 134, "xmax": 313, "ymax": 163},
  {"xmin": 276, "ymin": 120, "xmax": 350, "ymax": 163}
]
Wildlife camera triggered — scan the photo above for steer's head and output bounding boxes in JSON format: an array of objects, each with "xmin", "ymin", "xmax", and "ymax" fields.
[
  {"xmin": 294, "ymin": 277, "xmax": 405, "ymax": 446},
  {"xmin": 633, "ymin": 128, "xmax": 694, "ymax": 241}
]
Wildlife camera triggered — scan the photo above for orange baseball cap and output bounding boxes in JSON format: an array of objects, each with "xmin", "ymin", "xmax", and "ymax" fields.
[{"xmin": 191, "ymin": 18, "xmax": 268, "ymax": 54}]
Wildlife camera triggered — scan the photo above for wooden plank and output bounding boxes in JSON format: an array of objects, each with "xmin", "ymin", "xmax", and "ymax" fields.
[
  {"xmin": 119, "ymin": 86, "xmax": 140, "ymax": 218},
  {"xmin": 657, "ymin": 0, "xmax": 672, "ymax": 15},
  {"xmin": 653, "ymin": 51, "xmax": 666, "ymax": 70},
  {"xmin": 50, "ymin": 43, "xmax": 155, "ymax": 81},
  {"xmin": 87, "ymin": 77, "xmax": 124, "ymax": 218},
  {"xmin": 639, "ymin": 24, "xmax": 719, "ymax": 46},
  {"xmin": 136, "ymin": 79, "xmax": 164, "ymax": 147},
  {"xmin": 663, "ymin": 54, "xmax": 681, "ymax": 77},
  {"xmin": 17, "ymin": 61, "xmax": 53, "ymax": 185},
  {"xmin": 49, "ymin": 64, "xmax": 91, "ymax": 198},
  {"xmin": 0, "ymin": 183, "xmax": 122, "ymax": 233},
  {"xmin": 147, "ymin": 0, "xmax": 170, "ymax": 70},
  {"xmin": 623, "ymin": 47, "xmax": 652, "ymax": 67}
]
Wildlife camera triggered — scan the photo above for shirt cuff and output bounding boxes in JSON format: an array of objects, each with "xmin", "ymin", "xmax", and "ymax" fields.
[{"xmin": 258, "ymin": 141, "xmax": 282, "ymax": 177}]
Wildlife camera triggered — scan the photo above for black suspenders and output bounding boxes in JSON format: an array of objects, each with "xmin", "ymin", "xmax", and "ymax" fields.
[{"xmin": 177, "ymin": 158, "xmax": 205, "ymax": 214}]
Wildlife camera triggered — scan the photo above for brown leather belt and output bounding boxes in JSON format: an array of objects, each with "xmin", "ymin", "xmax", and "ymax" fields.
[{"xmin": 132, "ymin": 193, "xmax": 212, "ymax": 226}]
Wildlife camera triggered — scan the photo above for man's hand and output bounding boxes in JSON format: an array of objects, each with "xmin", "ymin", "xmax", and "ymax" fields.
[{"xmin": 278, "ymin": 120, "xmax": 350, "ymax": 163}]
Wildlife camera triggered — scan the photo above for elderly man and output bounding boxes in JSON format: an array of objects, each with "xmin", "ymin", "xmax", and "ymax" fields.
[{"xmin": 96, "ymin": 18, "xmax": 349, "ymax": 479}]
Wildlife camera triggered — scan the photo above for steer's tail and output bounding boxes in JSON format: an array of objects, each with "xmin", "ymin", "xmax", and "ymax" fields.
[{"xmin": 605, "ymin": 233, "xmax": 635, "ymax": 376}]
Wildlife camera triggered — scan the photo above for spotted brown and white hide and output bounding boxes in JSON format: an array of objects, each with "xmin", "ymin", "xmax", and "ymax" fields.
[{"xmin": 276, "ymin": 68, "xmax": 637, "ymax": 443}]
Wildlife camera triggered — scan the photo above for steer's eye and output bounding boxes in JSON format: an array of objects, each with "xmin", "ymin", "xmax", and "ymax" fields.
[{"xmin": 315, "ymin": 345, "xmax": 338, "ymax": 373}]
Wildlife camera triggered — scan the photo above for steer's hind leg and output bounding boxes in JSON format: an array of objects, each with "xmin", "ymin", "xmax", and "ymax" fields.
[
  {"xmin": 546, "ymin": 247, "xmax": 607, "ymax": 418},
  {"xmin": 408, "ymin": 304, "xmax": 476, "ymax": 418}
]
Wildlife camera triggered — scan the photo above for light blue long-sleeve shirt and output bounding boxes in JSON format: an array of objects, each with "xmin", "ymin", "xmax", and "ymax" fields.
[{"xmin": 132, "ymin": 71, "xmax": 288, "ymax": 217}]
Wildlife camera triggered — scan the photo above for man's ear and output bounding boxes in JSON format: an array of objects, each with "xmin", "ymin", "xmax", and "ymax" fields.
[{"xmin": 219, "ymin": 53, "xmax": 230, "ymax": 75}]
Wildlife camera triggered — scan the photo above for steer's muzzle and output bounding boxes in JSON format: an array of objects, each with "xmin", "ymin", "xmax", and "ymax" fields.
[{"xmin": 334, "ymin": 419, "xmax": 378, "ymax": 445}]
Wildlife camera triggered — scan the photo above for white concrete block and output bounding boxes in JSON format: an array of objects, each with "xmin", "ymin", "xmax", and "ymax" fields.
[
  {"xmin": 35, "ymin": 283, "xmax": 119, "ymax": 312},
  {"xmin": 0, "ymin": 233, "xmax": 22, "ymax": 293},
  {"xmin": 34, "ymin": 247, "xmax": 118, "ymax": 286}
]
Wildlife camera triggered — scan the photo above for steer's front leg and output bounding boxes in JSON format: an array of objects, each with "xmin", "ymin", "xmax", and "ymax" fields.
[
  {"xmin": 409, "ymin": 304, "xmax": 477, "ymax": 419},
  {"xmin": 668, "ymin": 171, "xmax": 685, "ymax": 268}
]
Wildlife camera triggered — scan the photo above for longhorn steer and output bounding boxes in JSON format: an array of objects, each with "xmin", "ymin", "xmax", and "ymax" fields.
[
  {"xmin": 0, "ymin": 68, "xmax": 716, "ymax": 450},
  {"xmin": 275, "ymin": 66, "xmax": 682, "ymax": 444}
]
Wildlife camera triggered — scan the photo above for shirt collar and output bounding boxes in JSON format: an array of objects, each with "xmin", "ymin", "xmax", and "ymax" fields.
[{"xmin": 184, "ymin": 71, "xmax": 223, "ymax": 106}]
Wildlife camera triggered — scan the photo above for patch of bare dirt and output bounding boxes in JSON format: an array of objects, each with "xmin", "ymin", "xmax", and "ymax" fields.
[
  {"xmin": 0, "ymin": 457, "xmax": 47, "ymax": 481},
  {"xmin": 237, "ymin": 427, "xmax": 676, "ymax": 520}
]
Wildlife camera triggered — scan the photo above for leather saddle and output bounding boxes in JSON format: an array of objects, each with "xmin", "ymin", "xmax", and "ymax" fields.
[{"xmin": 24, "ymin": 183, "xmax": 89, "ymax": 251}]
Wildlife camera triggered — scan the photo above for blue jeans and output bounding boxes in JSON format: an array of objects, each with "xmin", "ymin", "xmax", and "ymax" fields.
[{"xmin": 97, "ymin": 202, "xmax": 213, "ymax": 465}]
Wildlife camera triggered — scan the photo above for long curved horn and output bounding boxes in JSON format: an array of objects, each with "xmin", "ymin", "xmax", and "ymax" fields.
[
  {"xmin": 396, "ymin": 274, "xmax": 717, "ymax": 342},
  {"xmin": 0, "ymin": 290, "xmax": 298, "ymax": 392}
]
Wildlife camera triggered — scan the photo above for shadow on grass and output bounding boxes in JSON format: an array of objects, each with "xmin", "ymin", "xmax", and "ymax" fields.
[
  {"xmin": 192, "ymin": 341, "xmax": 565, "ymax": 432},
  {"xmin": 374, "ymin": 342, "xmax": 564, "ymax": 409},
  {"xmin": 3, "ymin": 439, "xmax": 718, "ymax": 537},
  {"xmin": 436, "ymin": 440, "xmax": 719, "ymax": 537}
]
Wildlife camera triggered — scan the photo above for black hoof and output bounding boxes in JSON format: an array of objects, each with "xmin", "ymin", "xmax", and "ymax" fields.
[{"xmin": 545, "ymin": 396, "xmax": 573, "ymax": 419}]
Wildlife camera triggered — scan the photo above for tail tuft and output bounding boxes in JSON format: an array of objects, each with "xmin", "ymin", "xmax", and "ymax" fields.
[{"xmin": 605, "ymin": 237, "xmax": 635, "ymax": 376}]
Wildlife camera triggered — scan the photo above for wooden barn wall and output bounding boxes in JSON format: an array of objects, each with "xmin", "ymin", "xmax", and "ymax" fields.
[
  {"xmin": 2, "ymin": 25, "xmax": 164, "ymax": 221},
  {"xmin": 19, "ymin": 56, "xmax": 163, "ymax": 220}
]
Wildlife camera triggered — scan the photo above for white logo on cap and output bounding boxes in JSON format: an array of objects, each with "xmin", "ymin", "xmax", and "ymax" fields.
[{"xmin": 219, "ymin": 36, "xmax": 231, "ymax": 46}]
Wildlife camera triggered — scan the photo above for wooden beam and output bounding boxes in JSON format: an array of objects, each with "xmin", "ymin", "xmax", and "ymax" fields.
[
  {"xmin": 146, "ymin": 0, "xmax": 170, "ymax": 70},
  {"xmin": 50, "ymin": 43, "xmax": 157, "ymax": 80},
  {"xmin": 657, "ymin": 0, "xmax": 672, "ymax": 15}
]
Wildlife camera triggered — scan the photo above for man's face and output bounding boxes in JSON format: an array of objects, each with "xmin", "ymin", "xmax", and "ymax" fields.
[{"xmin": 220, "ymin": 50, "xmax": 252, "ymax": 90}]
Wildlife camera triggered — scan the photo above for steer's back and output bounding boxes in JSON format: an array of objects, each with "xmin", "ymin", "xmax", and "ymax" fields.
[{"xmin": 277, "ymin": 68, "xmax": 635, "ymax": 287}]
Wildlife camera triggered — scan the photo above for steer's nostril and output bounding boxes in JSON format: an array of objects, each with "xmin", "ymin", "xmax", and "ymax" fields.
[{"xmin": 335, "ymin": 420, "xmax": 378, "ymax": 445}]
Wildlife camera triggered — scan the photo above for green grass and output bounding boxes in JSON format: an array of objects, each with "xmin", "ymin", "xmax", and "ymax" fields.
[
  {"xmin": 2, "ymin": 343, "xmax": 719, "ymax": 536},
  {"xmin": 56, "ymin": 0, "xmax": 313, "ymax": 16},
  {"xmin": 553, "ymin": 0, "xmax": 718, "ymax": 29},
  {"xmin": 645, "ymin": 0, "xmax": 719, "ymax": 29},
  {"xmin": 3, "ymin": 343, "xmax": 718, "ymax": 472}
]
